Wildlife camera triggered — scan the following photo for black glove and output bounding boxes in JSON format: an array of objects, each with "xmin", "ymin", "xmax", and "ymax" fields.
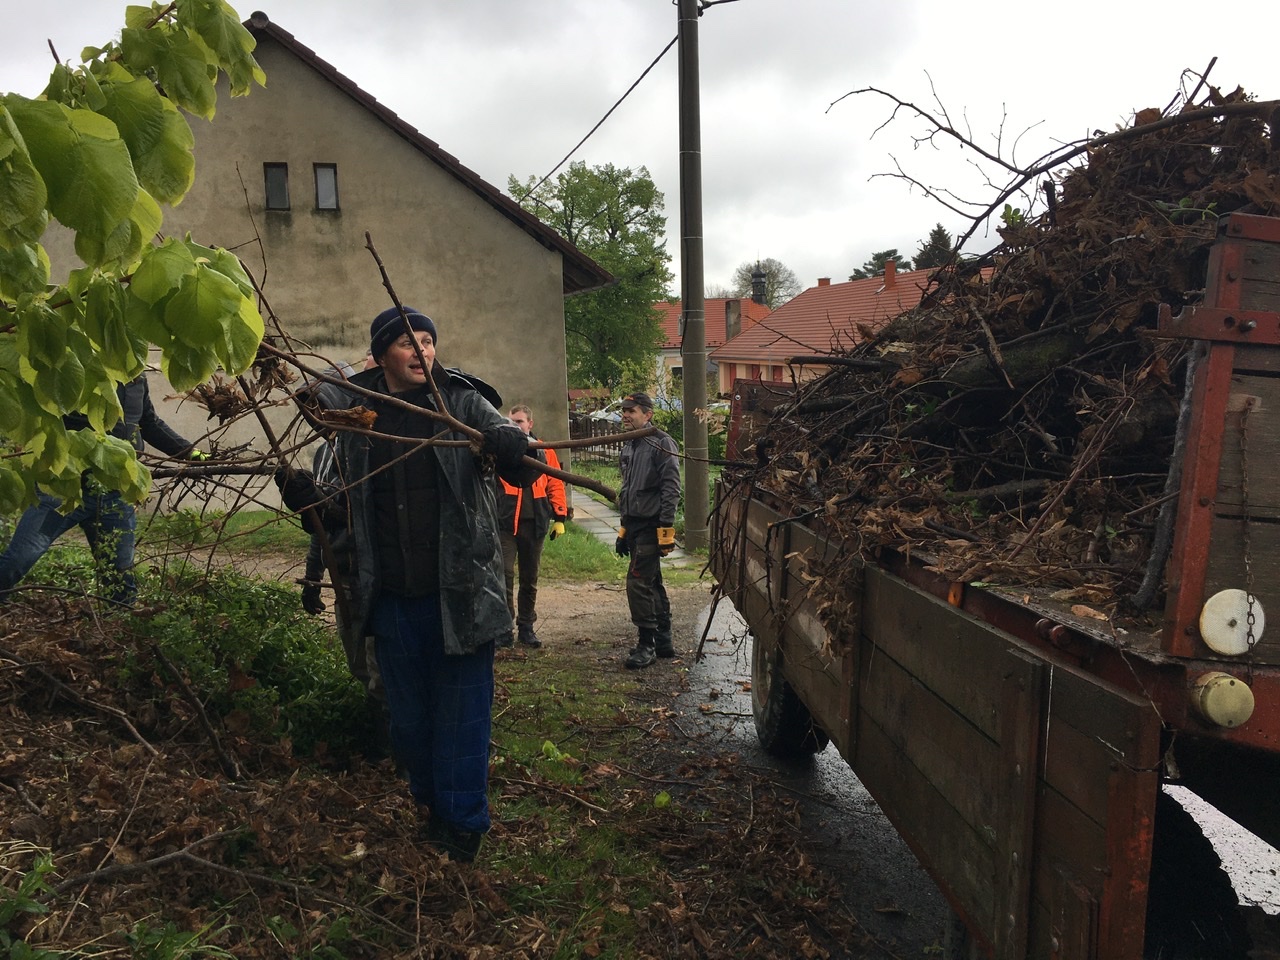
[
  {"xmin": 481, "ymin": 425, "xmax": 529, "ymax": 467},
  {"xmin": 615, "ymin": 537, "xmax": 629, "ymax": 558},
  {"xmin": 301, "ymin": 583, "xmax": 325, "ymax": 615},
  {"xmin": 275, "ymin": 465, "xmax": 322, "ymax": 510}
]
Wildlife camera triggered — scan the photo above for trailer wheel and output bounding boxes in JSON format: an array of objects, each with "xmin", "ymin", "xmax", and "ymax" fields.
[
  {"xmin": 751, "ymin": 636, "xmax": 829, "ymax": 757},
  {"xmin": 1143, "ymin": 790, "xmax": 1251, "ymax": 959}
]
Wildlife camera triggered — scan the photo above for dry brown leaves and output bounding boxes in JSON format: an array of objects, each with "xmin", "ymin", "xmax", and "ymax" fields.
[
  {"xmin": 0, "ymin": 594, "xmax": 873, "ymax": 959},
  {"xmin": 737, "ymin": 82, "xmax": 1277, "ymax": 628}
]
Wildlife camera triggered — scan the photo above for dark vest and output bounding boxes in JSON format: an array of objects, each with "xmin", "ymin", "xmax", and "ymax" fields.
[{"xmin": 368, "ymin": 389, "xmax": 442, "ymax": 595}]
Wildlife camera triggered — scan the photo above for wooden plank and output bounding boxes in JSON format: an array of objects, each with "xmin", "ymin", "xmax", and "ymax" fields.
[
  {"xmin": 1240, "ymin": 243, "xmax": 1280, "ymax": 312},
  {"xmin": 1217, "ymin": 372, "xmax": 1280, "ymax": 515},
  {"xmin": 856, "ymin": 636, "xmax": 1000, "ymax": 832},
  {"xmin": 854, "ymin": 702, "xmax": 998, "ymax": 935},
  {"xmin": 995, "ymin": 651, "xmax": 1044, "ymax": 959},
  {"xmin": 1098, "ymin": 753, "xmax": 1160, "ymax": 957},
  {"xmin": 863, "ymin": 567, "xmax": 1009, "ymax": 740}
]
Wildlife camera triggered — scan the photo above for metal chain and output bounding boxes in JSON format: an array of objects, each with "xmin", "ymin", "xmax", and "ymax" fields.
[{"xmin": 1240, "ymin": 398, "xmax": 1257, "ymax": 654}]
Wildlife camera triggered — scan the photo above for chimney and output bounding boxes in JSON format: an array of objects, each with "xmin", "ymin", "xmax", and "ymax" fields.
[
  {"xmin": 725, "ymin": 299, "xmax": 741, "ymax": 342},
  {"xmin": 818, "ymin": 277, "xmax": 831, "ymax": 287},
  {"xmin": 750, "ymin": 264, "xmax": 767, "ymax": 305},
  {"xmin": 884, "ymin": 259, "xmax": 896, "ymax": 288}
]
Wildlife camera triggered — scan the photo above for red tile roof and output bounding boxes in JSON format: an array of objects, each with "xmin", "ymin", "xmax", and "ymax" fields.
[
  {"xmin": 656, "ymin": 298, "xmax": 774, "ymax": 350},
  {"xmin": 710, "ymin": 267, "xmax": 936, "ymax": 363}
]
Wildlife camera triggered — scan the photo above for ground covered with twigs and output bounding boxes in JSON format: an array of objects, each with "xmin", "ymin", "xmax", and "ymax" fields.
[
  {"xmin": 735, "ymin": 82, "xmax": 1279, "ymax": 626},
  {"xmin": 1, "ymin": 577, "xmax": 902, "ymax": 959}
]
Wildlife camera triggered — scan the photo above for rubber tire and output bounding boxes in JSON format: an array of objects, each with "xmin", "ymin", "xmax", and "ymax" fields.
[
  {"xmin": 751, "ymin": 634, "xmax": 830, "ymax": 757},
  {"xmin": 1143, "ymin": 789, "xmax": 1252, "ymax": 959}
]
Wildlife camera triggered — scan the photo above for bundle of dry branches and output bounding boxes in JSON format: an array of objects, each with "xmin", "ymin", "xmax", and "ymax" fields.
[{"xmin": 737, "ymin": 81, "xmax": 1279, "ymax": 622}]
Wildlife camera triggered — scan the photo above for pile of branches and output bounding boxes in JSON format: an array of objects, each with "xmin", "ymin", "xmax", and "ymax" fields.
[
  {"xmin": 0, "ymin": 595, "xmax": 870, "ymax": 959},
  {"xmin": 737, "ymin": 83, "xmax": 1279, "ymax": 621}
]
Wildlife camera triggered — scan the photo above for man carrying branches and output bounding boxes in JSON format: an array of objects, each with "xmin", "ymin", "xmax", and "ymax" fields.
[{"xmin": 294, "ymin": 305, "xmax": 531, "ymax": 863}]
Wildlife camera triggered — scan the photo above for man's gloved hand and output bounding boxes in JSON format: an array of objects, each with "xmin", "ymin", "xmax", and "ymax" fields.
[
  {"xmin": 301, "ymin": 583, "xmax": 326, "ymax": 615},
  {"xmin": 657, "ymin": 526, "xmax": 677, "ymax": 556},
  {"xmin": 274, "ymin": 466, "xmax": 325, "ymax": 534},
  {"xmin": 615, "ymin": 525, "xmax": 629, "ymax": 557},
  {"xmin": 481, "ymin": 424, "xmax": 530, "ymax": 466},
  {"xmin": 188, "ymin": 448, "xmax": 210, "ymax": 461},
  {"xmin": 549, "ymin": 521, "xmax": 565, "ymax": 541}
]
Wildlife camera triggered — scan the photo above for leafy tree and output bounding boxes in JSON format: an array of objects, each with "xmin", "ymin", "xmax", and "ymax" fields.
[
  {"xmin": 913, "ymin": 223, "xmax": 955, "ymax": 269},
  {"xmin": 730, "ymin": 257, "xmax": 800, "ymax": 309},
  {"xmin": 0, "ymin": 2, "xmax": 266, "ymax": 514},
  {"xmin": 848, "ymin": 248, "xmax": 912, "ymax": 280},
  {"xmin": 509, "ymin": 162, "xmax": 673, "ymax": 390}
]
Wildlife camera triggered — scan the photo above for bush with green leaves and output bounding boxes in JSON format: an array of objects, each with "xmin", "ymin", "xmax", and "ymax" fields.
[{"xmin": 132, "ymin": 567, "xmax": 374, "ymax": 759}]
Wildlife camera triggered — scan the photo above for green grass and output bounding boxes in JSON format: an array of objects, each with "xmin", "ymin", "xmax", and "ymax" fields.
[
  {"xmin": 489, "ymin": 640, "xmax": 668, "ymax": 956},
  {"xmin": 140, "ymin": 507, "xmax": 310, "ymax": 555}
]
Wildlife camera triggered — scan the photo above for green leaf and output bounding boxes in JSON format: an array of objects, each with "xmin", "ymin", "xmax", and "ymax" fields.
[
  {"xmin": 165, "ymin": 261, "xmax": 242, "ymax": 349},
  {"xmin": 3, "ymin": 96, "xmax": 139, "ymax": 257},
  {"xmin": 0, "ymin": 105, "xmax": 50, "ymax": 248},
  {"xmin": 161, "ymin": 339, "xmax": 218, "ymax": 391},
  {"xmin": 0, "ymin": 463, "xmax": 31, "ymax": 515},
  {"xmin": 222, "ymin": 293, "xmax": 265, "ymax": 373},
  {"xmin": 98, "ymin": 69, "xmax": 195, "ymax": 204},
  {"xmin": 178, "ymin": 0, "xmax": 266, "ymax": 96},
  {"xmin": 653, "ymin": 790, "xmax": 672, "ymax": 809},
  {"xmin": 130, "ymin": 239, "xmax": 196, "ymax": 305},
  {"xmin": 185, "ymin": 238, "xmax": 256, "ymax": 297},
  {"xmin": 121, "ymin": 24, "xmax": 218, "ymax": 120},
  {"xmin": 0, "ymin": 242, "xmax": 50, "ymax": 300},
  {"xmin": 83, "ymin": 275, "xmax": 147, "ymax": 381}
]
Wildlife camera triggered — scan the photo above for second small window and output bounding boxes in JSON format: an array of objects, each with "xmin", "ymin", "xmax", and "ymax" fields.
[{"xmin": 314, "ymin": 163, "xmax": 339, "ymax": 210}]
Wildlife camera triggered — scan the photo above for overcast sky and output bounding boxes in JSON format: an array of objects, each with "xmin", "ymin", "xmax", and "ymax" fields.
[{"xmin": 2, "ymin": 0, "xmax": 1276, "ymax": 297}]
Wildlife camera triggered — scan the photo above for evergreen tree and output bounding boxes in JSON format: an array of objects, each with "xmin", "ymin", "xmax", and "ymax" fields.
[
  {"xmin": 913, "ymin": 223, "xmax": 955, "ymax": 269},
  {"xmin": 848, "ymin": 249, "xmax": 912, "ymax": 280}
]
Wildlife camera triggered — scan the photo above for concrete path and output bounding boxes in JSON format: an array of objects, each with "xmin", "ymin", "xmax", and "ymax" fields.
[{"xmin": 570, "ymin": 494, "xmax": 700, "ymax": 569}]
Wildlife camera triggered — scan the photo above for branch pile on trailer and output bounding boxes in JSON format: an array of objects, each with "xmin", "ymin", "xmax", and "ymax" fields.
[{"xmin": 737, "ymin": 84, "xmax": 1279, "ymax": 625}]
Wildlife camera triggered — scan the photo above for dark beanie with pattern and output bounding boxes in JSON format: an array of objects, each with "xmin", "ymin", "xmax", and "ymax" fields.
[{"xmin": 369, "ymin": 306, "xmax": 438, "ymax": 358}]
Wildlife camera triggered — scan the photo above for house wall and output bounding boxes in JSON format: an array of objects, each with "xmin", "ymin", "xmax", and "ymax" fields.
[
  {"xmin": 177, "ymin": 38, "xmax": 570, "ymax": 433},
  {"xmin": 718, "ymin": 361, "xmax": 822, "ymax": 394}
]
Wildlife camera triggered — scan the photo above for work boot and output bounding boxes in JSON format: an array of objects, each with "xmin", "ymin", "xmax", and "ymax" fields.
[
  {"xmin": 625, "ymin": 629, "xmax": 657, "ymax": 669},
  {"xmin": 517, "ymin": 624, "xmax": 542, "ymax": 648},
  {"xmin": 653, "ymin": 622, "xmax": 676, "ymax": 658},
  {"xmin": 426, "ymin": 818, "xmax": 483, "ymax": 863}
]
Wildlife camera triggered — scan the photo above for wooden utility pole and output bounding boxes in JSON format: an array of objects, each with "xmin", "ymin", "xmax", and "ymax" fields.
[{"xmin": 678, "ymin": 0, "xmax": 708, "ymax": 551}]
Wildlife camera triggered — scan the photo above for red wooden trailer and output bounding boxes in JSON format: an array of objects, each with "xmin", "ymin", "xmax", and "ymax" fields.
[{"xmin": 711, "ymin": 212, "xmax": 1280, "ymax": 958}]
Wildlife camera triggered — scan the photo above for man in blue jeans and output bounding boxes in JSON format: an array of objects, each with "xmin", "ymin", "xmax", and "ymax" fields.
[
  {"xmin": 0, "ymin": 374, "xmax": 201, "ymax": 606},
  {"xmin": 305, "ymin": 306, "xmax": 531, "ymax": 862}
]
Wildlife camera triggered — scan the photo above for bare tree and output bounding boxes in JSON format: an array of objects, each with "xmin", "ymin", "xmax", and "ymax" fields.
[{"xmin": 730, "ymin": 257, "xmax": 801, "ymax": 308}]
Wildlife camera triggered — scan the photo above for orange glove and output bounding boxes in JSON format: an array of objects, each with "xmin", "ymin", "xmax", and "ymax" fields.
[{"xmin": 657, "ymin": 526, "xmax": 676, "ymax": 556}]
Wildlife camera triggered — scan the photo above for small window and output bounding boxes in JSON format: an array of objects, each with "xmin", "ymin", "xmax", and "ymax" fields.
[
  {"xmin": 314, "ymin": 163, "xmax": 339, "ymax": 210},
  {"xmin": 264, "ymin": 163, "xmax": 289, "ymax": 210}
]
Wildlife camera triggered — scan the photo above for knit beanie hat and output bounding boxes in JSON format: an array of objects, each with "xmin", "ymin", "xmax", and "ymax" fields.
[{"xmin": 369, "ymin": 306, "xmax": 438, "ymax": 358}]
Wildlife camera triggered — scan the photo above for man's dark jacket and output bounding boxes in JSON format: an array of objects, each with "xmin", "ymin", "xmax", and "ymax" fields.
[{"xmin": 314, "ymin": 365, "xmax": 521, "ymax": 655}]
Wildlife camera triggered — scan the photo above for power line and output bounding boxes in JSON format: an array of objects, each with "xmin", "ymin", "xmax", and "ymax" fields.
[{"xmin": 519, "ymin": 35, "xmax": 677, "ymax": 201}]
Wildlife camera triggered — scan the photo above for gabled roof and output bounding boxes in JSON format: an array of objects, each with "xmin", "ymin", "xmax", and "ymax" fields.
[
  {"xmin": 654, "ymin": 297, "xmax": 774, "ymax": 350},
  {"xmin": 711, "ymin": 267, "xmax": 935, "ymax": 362},
  {"xmin": 244, "ymin": 12, "xmax": 613, "ymax": 296}
]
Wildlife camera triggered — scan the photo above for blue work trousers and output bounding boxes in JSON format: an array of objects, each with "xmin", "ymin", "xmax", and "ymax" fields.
[
  {"xmin": 0, "ymin": 489, "xmax": 138, "ymax": 605},
  {"xmin": 371, "ymin": 592, "xmax": 495, "ymax": 834}
]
